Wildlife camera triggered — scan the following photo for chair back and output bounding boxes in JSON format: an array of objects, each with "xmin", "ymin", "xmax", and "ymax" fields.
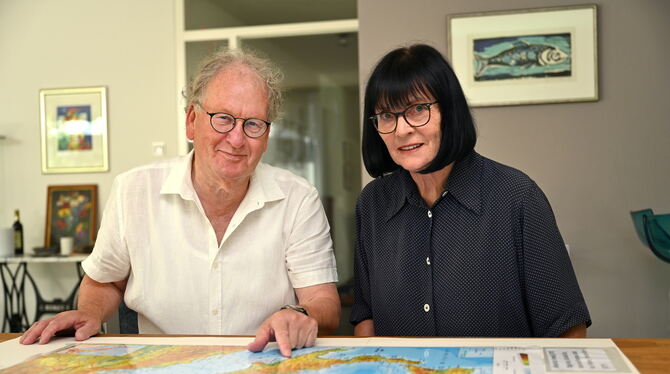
[
  {"xmin": 631, "ymin": 209, "xmax": 670, "ymax": 263},
  {"xmin": 118, "ymin": 300, "xmax": 138, "ymax": 334}
]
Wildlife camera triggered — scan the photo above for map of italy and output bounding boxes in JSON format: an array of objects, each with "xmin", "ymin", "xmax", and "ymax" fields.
[{"xmin": 2, "ymin": 344, "xmax": 501, "ymax": 373}]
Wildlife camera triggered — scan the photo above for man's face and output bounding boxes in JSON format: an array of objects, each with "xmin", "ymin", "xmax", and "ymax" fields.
[{"xmin": 186, "ymin": 64, "xmax": 270, "ymax": 184}]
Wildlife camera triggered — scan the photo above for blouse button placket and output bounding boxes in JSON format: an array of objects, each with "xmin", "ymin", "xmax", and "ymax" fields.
[{"xmin": 425, "ymin": 206, "xmax": 436, "ymax": 330}]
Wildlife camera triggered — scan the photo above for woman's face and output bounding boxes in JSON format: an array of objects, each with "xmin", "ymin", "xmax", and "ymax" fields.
[{"xmin": 377, "ymin": 96, "xmax": 441, "ymax": 173}]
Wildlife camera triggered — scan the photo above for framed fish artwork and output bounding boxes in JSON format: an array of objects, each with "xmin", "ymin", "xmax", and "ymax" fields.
[{"xmin": 448, "ymin": 5, "xmax": 598, "ymax": 106}]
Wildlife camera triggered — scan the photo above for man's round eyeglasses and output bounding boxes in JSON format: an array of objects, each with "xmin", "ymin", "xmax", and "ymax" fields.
[
  {"xmin": 369, "ymin": 102, "xmax": 438, "ymax": 134},
  {"xmin": 204, "ymin": 110, "xmax": 271, "ymax": 138}
]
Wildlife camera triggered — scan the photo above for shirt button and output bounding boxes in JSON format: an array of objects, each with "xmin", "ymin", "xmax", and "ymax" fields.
[
  {"xmin": 212, "ymin": 309, "xmax": 219, "ymax": 316},
  {"xmin": 426, "ymin": 257, "xmax": 431, "ymax": 265},
  {"xmin": 213, "ymin": 263, "xmax": 219, "ymax": 270},
  {"xmin": 423, "ymin": 304, "xmax": 430, "ymax": 312},
  {"xmin": 427, "ymin": 211, "xmax": 433, "ymax": 218}
]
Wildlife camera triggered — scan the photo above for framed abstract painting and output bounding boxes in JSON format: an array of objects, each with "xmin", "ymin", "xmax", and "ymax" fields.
[
  {"xmin": 39, "ymin": 86, "xmax": 109, "ymax": 173},
  {"xmin": 447, "ymin": 5, "xmax": 598, "ymax": 107},
  {"xmin": 45, "ymin": 185, "xmax": 98, "ymax": 253}
]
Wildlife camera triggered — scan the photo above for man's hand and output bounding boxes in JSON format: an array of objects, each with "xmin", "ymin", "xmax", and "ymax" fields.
[
  {"xmin": 247, "ymin": 283, "xmax": 339, "ymax": 357},
  {"xmin": 247, "ymin": 308, "xmax": 318, "ymax": 357},
  {"xmin": 19, "ymin": 310, "xmax": 101, "ymax": 345}
]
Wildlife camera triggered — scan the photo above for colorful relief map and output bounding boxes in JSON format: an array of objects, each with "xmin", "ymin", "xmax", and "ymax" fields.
[{"xmin": 0, "ymin": 344, "xmax": 535, "ymax": 373}]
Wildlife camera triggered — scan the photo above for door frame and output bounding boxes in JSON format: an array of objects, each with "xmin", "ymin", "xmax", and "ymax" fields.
[{"xmin": 175, "ymin": 1, "xmax": 358, "ymax": 155}]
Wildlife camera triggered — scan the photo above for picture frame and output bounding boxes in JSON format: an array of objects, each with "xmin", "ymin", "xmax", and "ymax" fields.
[
  {"xmin": 447, "ymin": 5, "xmax": 598, "ymax": 107},
  {"xmin": 39, "ymin": 86, "xmax": 109, "ymax": 173},
  {"xmin": 45, "ymin": 185, "xmax": 98, "ymax": 253}
]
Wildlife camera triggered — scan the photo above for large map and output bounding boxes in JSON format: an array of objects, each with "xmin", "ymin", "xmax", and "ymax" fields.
[{"xmin": 1, "ymin": 343, "xmax": 542, "ymax": 373}]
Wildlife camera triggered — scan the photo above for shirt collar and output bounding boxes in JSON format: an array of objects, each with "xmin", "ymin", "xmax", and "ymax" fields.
[
  {"xmin": 445, "ymin": 151, "xmax": 482, "ymax": 215},
  {"xmin": 384, "ymin": 151, "xmax": 483, "ymax": 221},
  {"xmin": 160, "ymin": 150, "xmax": 197, "ymax": 200},
  {"xmin": 384, "ymin": 170, "xmax": 418, "ymax": 221},
  {"xmin": 246, "ymin": 163, "xmax": 285, "ymax": 204},
  {"xmin": 159, "ymin": 151, "xmax": 285, "ymax": 204}
]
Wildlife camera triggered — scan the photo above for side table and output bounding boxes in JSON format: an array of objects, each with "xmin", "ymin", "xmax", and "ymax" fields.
[{"xmin": 0, "ymin": 255, "xmax": 87, "ymax": 332}]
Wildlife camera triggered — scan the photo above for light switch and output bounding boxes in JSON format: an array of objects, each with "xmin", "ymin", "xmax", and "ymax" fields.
[{"xmin": 152, "ymin": 142, "xmax": 165, "ymax": 157}]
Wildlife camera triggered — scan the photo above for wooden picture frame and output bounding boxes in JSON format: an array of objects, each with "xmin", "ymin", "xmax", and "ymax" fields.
[
  {"xmin": 39, "ymin": 86, "xmax": 109, "ymax": 173},
  {"xmin": 45, "ymin": 185, "xmax": 98, "ymax": 252},
  {"xmin": 447, "ymin": 5, "xmax": 598, "ymax": 106}
]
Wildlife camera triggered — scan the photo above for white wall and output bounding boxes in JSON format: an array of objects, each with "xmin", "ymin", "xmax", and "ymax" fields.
[
  {"xmin": 358, "ymin": 0, "xmax": 670, "ymax": 337},
  {"xmin": 0, "ymin": 0, "xmax": 177, "ymax": 323}
]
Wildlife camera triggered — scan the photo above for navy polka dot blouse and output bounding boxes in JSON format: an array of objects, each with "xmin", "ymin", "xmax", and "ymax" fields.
[{"xmin": 350, "ymin": 151, "xmax": 591, "ymax": 337}]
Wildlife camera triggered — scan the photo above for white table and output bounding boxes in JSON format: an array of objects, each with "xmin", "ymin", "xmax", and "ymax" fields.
[{"xmin": 0, "ymin": 255, "xmax": 88, "ymax": 332}]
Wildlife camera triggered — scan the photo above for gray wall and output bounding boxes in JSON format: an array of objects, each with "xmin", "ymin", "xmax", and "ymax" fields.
[{"xmin": 358, "ymin": 0, "xmax": 670, "ymax": 337}]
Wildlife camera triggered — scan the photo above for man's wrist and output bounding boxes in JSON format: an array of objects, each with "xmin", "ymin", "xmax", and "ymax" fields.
[
  {"xmin": 280, "ymin": 304, "xmax": 309, "ymax": 316},
  {"xmin": 76, "ymin": 307, "xmax": 105, "ymax": 323}
]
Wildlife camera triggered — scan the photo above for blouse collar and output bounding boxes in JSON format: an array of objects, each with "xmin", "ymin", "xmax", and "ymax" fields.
[{"xmin": 384, "ymin": 151, "xmax": 483, "ymax": 221}]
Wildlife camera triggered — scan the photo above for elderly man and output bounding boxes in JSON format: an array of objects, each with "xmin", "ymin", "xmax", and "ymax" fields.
[{"xmin": 20, "ymin": 49, "xmax": 340, "ymax": 357}]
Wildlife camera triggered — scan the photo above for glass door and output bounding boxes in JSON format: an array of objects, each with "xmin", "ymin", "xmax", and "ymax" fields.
[
  {"xmin": 177, "ymin": 2, "xmax": 360, "ymax": 333},
  {"xmin": 242, "ymin": 33, "xmax": 360, "ymax": 284}
]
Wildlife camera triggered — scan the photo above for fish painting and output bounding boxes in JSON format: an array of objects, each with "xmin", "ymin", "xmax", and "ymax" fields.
[{"xmin": 473, "ymin": 33, "xmax": 572, "ymax": 81}]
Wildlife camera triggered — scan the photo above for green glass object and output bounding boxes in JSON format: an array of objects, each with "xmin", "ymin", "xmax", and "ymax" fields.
[{"xmin": 630, "ymin": 209, "xmax": 670, "ymax": 264}]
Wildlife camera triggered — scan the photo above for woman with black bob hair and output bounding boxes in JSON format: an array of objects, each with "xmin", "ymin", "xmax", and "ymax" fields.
[
  {"xmin": 362, "ymin": 44, "xmax": 476, "ymax": 177},
  {"xmin": 351, "ymin": 44, "xmax": 591, "ymax": 338}
]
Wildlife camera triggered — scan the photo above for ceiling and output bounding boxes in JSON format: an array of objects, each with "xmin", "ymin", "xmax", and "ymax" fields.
[
  {"xmin": 184, "ymin": 0, "xmax": 359, "ymax": 89},
  {"xmin": 186, "ymin": 0, "xmax": 357, "ymax": 29}
]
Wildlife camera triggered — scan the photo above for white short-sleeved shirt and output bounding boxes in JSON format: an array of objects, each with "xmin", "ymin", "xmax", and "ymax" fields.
[{"xmin": 82, "ymin": 152, "xmax": 338, "ymax": 335}]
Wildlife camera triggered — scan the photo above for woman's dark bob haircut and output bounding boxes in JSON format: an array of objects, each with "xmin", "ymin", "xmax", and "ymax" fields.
[{"xmin": 362, "ymin": 44, "xmax": 477, "ymax": 178}]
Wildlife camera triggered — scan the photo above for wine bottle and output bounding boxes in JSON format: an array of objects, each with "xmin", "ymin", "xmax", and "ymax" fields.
[{"xmin": 13, "ymin": 209, "xmax": 23, "ymax": 256}]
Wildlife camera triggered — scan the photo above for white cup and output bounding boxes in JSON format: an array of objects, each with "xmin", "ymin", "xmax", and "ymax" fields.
[
  {"xmin": 60, "ymin": 236, "xmax": 74, "ymax": 256},
  {"xmin": 0, "ymin": 228, "xmax": 13, "ymax": 257}
]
